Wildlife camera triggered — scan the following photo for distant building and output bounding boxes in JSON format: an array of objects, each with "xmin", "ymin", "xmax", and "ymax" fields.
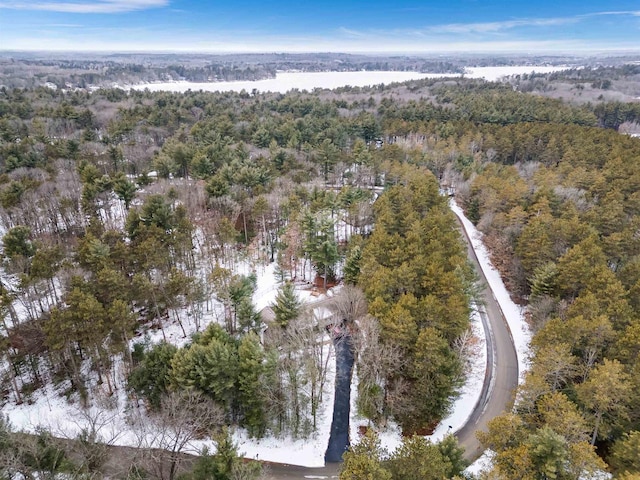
[{"xmin": 259, "ymin": 306, "xmax": 276, "ymax": 325}]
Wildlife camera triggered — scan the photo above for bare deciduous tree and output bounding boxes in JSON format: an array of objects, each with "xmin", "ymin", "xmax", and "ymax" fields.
[
  {"xmin": 352, "ymin": 315, "xmax": 405, "ymax": 426},
  {"xmin": 453, "ymin": 325, "xmax": 483, "ymax": 380},
  {"xmin": 327, "ymin": 285, "xmax": 368, "ymax": 326},
  {"xmin": 128, "ymin": 391, "xmax": 224, "ymax": 480},
  {"xmin": 58, "ymin": 401, "xmax": 125, "ymax": 477}
]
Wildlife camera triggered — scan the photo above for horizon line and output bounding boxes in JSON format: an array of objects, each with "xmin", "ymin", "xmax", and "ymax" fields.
[{"xmin": 3, "ymin": 48, "xmax": 640, "ymax": 57}]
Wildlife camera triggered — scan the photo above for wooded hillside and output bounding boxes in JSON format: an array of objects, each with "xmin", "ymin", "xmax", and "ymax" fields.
[{"xmin": 1, "ymin": 68, "xmax": 640, "ymax": 477}]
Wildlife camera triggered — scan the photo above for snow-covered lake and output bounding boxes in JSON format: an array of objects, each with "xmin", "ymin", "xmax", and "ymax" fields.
[{"xmin": 129, "ymin": 66, "xmax": 569, "ymax": 93}]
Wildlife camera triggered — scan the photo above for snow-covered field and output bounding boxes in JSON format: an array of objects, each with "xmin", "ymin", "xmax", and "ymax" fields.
[{"xmin": 129, "ymin": 66, "xmax": 570, "ymax": 93}]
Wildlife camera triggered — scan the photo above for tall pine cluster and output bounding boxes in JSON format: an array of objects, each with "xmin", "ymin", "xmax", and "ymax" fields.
[{"xmin": 357, "ymin": 166, "xmax": 474, "ymax": 433}]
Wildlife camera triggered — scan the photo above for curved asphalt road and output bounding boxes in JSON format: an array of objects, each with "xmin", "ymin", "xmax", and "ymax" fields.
[
  {"xmin": 263, "ymin": 207, "xmax": 519, "ymax": 479},
  {"xmin": 451, "ymin": 210, "xmax": 519, "ymax": 462}
]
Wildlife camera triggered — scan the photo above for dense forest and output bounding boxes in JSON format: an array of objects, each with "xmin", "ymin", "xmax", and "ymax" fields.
[{"xmin": 1, "ymin": 63, "xmax": 640, "ymax": 479}]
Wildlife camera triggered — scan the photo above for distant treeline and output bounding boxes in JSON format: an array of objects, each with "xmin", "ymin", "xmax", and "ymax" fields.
[{"xmin": 0, "ymin": 53, "xmax": 466, "ymax": 89}]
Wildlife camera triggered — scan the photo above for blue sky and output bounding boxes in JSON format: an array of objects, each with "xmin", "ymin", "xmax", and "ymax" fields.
[{"xmin": 0, "ymin": 0, "xmax": 639, "ymax": 53}]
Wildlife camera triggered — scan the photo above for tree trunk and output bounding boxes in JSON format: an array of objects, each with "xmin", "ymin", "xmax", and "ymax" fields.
[
  {"xmin": 324, "ymin": 264, "xmax": 328, "ymax": 292},
  {"xmin": 591, "ymin": 410, "xmax": 602, "ymax": 446}
]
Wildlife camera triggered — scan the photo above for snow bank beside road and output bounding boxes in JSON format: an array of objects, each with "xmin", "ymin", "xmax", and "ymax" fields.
[{"xmin": 450, "ymin": 201, "xmax": 530, "ymax": 381}]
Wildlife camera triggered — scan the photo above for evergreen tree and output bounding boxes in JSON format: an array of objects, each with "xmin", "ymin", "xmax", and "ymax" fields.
[
  {"xmin": 610, "ymin": 431, "xmax": 640, "ymax": 475},
  {"xmin": 385, "ymin": 435, "xmax": 450, "ymax": 480},
  {"xmin": 303, "ymin": 212, "xmax": 339, "ymax": 290},
  {"xmin": 528, "ymin": 426, "xmax": 570, "ymax": 480},
  {"xmin": 21, "ymin": 428, "xmax": 74, "ymax": 478},
  {"xmin": 113, "ymin": 177, "xmax": 137, "ymax": 210},
  {"xmin": 236, "ymin": 296, "xmax": 261, "ymax": 334},
  {"xmin": 128, "ymin": 342, "xmax": 178, "ymax": 409},
  {"xmin": 340, "ymin": 430, "xmax": 391, "ymax": 480},
  {"xmin": 272, "ymin": 281, "xmax": 302, "ymax": 328},
  {"xmin": 238, "ymin": 332, "xmax": 266, "ymax": 436},
  {"xmin": 181, "ymin": 432, "xmax": 262, "ymax": 480},
  {"xmin": 343, "ymin": 244, "xmax": 362, "ymax": 285},
  {"xmin": 397, "ymin": 327, "xmax": 463, "ymax": 434},
  {"xmin": 227, "ymin": 274, "xmax": 258, "ymax": 333},
  {"xmin": 170, "ymin": 336, "xmax": 239, "ymax": 414},
  {"xmin": 530, "ymin": 262, "xmax": 559, "ymax": 298},
  {"xmin": 437, "ymin": 434, "xmax": 468, "ymax": 477},
  {"xmin": 576, "ymin": 359, "xmax": 632, "ymax": 446}
]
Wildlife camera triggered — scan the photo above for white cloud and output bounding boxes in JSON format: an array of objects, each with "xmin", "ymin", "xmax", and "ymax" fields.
[
  {"xmin": 588, "ymin": 10, "xmax": 640, "ymax": 17},
  {"xmin": 0, "ymin": 0, "xmax": 168, "ymax": 13},
  {"xmin": 337, "ymin": 27, "xmax": 367, "ymax": 38},
  {"xmin": 340, "ymin": 10, "xmax": 640, "ymax": 40},
  {"xmin": 424, "ymin": 10, "xmax": 640, "ymax": 35},
  {"xmin": 426, "ymin": 17, "xmax": 578, "ymax": 35},
  {"xmin": 43, "ymin": 23, "xmax": 84, "ymax": 27}
]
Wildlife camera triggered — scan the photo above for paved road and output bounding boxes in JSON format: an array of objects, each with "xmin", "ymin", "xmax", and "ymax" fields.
[
  {"xmin": 263, "ymin": 207, "xmax": 520, "ymax": 478},
  {"xmin": 451, "ymin": 210, "xmax": 519, "ymax": 462},
  {"xmin": 324, "ymin": 335, "xmax": 355, "ymax": 463},
  {"xmin": 264, "ymin": 462, "xmax": 340, "ymax": 480}
]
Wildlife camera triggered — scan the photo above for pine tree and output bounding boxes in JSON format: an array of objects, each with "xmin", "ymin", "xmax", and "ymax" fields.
[
  {"xmin": 128, "ymin": 342, "xmax": 177, "ymax": 409},
  {"xmin": 530, "ymin": 262, "xmax": 559, "ymax": 298},
  {"xmin": 272, "ymin": 281, "xmax": 302, "ymax": 328},
  {"xmin": 236, "ymin": 297, "xmax": 261, "ymax": 334},
  {"xmin": 340, "ymin": 430, "xmax": 391, "ymax": 480},
  {"xmin": 2, "ymin": 225, "xmax": 36, "ymax": 260},
  {"xmin": 303, "ymin": 212, "xmax": 339, "ymax": 290},
  {"xmin": 238, "ymin": 332, "xmax": 266, "ymax": 437},
  {"xmin": 528, "ymin": 426, "xmax": 570, "ymax": 480},
  {"xmin": 610, "ymin": 431, "xmax": 640, "ymax": 475},
  {"xmin": 113, "ymin": 178, "xmax": 137, "ymax": 210},
  {"xmin": 437, "ymin": 434, "xmax": 468, "ymax": 477},
  {"xmin": 228, "ymin": 274, "xmax": 257, "ymax": 333},
  {"xmin": 398, "ymin": 327, "xmax": 463, "ymax": 434},
  {"xmin": 181, "ymin": 429, "xmax": 262, "ymax": 480},
  {"xmin": 169, "ymin": 344, "xmax": 206, "ymax": 392},
  {"xmin": 386, "ymin": 435, "xmax": 450, "ymax": 480},
  {"xmin": 343, "ymin": 245, "xmax": 362, "ymax": 285},
  {"xmin": 576, "ymin": 359, "xmax": 632, "ymax": 445},
  {"xmin": 200, "ymin": 338, "xmax": 239, "ymax": 411}
]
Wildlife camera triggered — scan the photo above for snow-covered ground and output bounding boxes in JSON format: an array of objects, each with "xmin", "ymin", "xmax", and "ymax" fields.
[
  {"xmin": 232, "ymin": 336, "xmax": 336, "ymax": 467},
  {"xmin": 464, "ymin": 65, "xmax": 568, "ymax": 82},
  {"xmin": 128, "ymin": 66, "xmax": 570, "ymax": 93},
  {"xmin": 3, "ymin": 262, "xmax": 339, "ymax": 467},
  {"xmin": 2, "ymin": 200, "xmax": 529, "ymax": 471}
]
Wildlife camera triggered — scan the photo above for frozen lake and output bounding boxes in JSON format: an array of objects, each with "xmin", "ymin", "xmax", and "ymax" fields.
[{"xmin": 129, "ymin": 66, "xmax": 569, "ymax": 93}]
